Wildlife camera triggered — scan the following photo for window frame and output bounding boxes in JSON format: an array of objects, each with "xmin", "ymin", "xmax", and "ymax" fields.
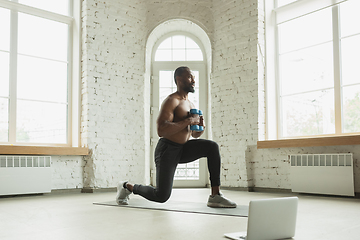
[
  {"xmin": 0, "ymin": 0, "xmax": 81, "ymax": 147},
  {"xmin": 262, "ymin": 0, "xmax": 360, "ymax": 145}
]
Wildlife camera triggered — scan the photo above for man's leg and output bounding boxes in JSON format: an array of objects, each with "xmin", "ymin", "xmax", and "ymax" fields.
[
  {"xmin": 180, "ymin": 139, "xmax": 221, "ymax": 190},
  {"xmin": 180, "ymin": 139, "xmax": 237, "ymax": 208},
  {"xmin": 125, "ymin": 139, "xmax": 182, "ymax": 203}
]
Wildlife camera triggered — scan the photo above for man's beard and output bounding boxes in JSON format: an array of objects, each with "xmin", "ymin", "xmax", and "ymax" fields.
[{"xmin": 184, "ymin": 85, "xmax": 195, "ymax": 93}]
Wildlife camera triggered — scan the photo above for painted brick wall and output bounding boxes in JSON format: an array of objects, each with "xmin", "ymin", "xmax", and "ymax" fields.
[
  {"xmin": 51, "ymin": 156, "xmax": 83, "ymax": 190},
  {"xmin": 81, "ymin": 0, "xmax": 147, "ymax": 188},
  {"xmin": 51, "ymin": 0, "xmax": 360, "ymax": 194},
  {"xmin": 211, "ymin": 0, "xmax": 259, "ymax": 188},
  {"xmin": 144, "ymin": 0, "xmax": 213, "ymax": 39}
]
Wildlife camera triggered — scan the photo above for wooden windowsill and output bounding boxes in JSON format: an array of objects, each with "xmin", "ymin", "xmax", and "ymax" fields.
[
  {"xmin": 0, "ymin": 145, "xmax": 89, "ymax": 156},
  {"xmin": 257, "ymin": 135, "xmax": 360, "ymax": 149}
]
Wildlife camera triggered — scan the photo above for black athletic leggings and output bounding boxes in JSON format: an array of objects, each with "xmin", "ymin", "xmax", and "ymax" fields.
[{"xmin": 133, "ymin": 138, "xmax": 221, "ymax": 203}]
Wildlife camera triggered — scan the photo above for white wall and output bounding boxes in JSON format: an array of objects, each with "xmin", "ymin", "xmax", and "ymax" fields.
[
  {"xmin": 51, "ymin": 0, "xmax": 359, "ymax": 194},
  {"xmin": 80, "ymin": 0, "xmax": 147, "ymax": 188},
  {"xmin": 51, "ymin": 156, "xmax": 83, "ymax": 190},
  {"xmin": 211, "ymin": 0, "xmax": 259, "ymax": 187}
]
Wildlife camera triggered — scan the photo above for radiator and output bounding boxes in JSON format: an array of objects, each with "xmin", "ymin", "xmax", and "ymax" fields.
[
  {"xmin": 290, "ymin": 154, "xmax": 354, "ymax": 197},
  {"xmin": 0, "ymin": 156, "xmax": 51, "ymax": 196}
]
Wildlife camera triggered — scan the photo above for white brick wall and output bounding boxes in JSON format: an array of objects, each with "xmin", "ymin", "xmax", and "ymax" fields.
[
  {"xmin": 144, "ymin": 0, "xmax": 213, "ymax": 38},
  {"xmin": 81, "ymin": 0, "xmax": 147, "ymax": 188},
  {"xmin": 211, "ymin": 0, "xmax": 259, "ymax": 187},
  {"xmin": 50, "ymin": 0, "xmax": 360, "ymax": 194},
  {"xmin": 51, "ymin": 156, "xmax": 83, "ymax": 190}
]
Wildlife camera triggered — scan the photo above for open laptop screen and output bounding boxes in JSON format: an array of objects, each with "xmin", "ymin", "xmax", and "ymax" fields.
[{"xmin": 225, "ymin": 197, "xmax": 298, "ymax": 240}]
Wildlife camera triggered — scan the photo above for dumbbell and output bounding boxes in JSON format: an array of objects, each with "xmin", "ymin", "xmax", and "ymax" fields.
[{"xmin": 190, "ymin": 109, "xmax": 204, "ymax": 131}]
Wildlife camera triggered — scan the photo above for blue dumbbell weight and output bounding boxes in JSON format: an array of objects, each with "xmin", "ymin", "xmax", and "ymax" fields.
[{"xmin": 190, "ymin": 109, "xmax": 204, "ymax": 131}]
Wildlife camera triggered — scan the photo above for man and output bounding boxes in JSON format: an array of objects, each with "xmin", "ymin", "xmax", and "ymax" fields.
[{"xmin": 116, "ymin": 66, "xmax": 236, "ymax": 208}]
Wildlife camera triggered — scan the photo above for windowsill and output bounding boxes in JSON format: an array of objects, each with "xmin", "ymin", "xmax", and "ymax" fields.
[
  {"xmin": 257, "ymin": 135, "xmax": 360, "ymax": 149},
  {"xmin": 0, "ymin": 145, "xmax": 89, "ymax": 156}
]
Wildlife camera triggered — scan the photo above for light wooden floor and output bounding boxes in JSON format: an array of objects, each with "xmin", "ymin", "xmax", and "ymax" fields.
[{"xmin": 0, "ymin": 189, "xmax": 359, "ymax": 240}]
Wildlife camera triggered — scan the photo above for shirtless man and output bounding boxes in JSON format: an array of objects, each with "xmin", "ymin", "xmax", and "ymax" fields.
[{"xmin": 116, "ymin": 66, "xmax": 236, "ymax": 208}]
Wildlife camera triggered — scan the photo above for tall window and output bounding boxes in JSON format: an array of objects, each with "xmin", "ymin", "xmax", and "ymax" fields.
[
  {"xmin": 0, "ymin": 0, "xmax": 75, "ymax": 145},
  {"xmin": 266, "ymin": 0, "xmax": 360, "ymax": 139}
]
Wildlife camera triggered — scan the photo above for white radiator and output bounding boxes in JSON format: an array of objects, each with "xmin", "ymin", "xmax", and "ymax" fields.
[
  {"xmin": 0, "ymin": 156, "xmax": 51, "ymax": 196},
  {"xmin": 290, "ymin": 154, "xmax": 354, "ymax": 197}
]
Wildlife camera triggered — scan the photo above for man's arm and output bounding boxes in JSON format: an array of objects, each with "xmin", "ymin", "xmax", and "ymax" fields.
[{"xmin": 157, "ymin": 97, "xmax": 199, "ymax": 138}]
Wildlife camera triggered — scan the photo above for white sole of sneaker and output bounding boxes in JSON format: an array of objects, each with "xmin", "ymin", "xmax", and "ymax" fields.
[
  {"xmin": 116, "ymin": 181, "xmax": 129, "ymax": 205},
  {"xmin": 207, "ymin": 202, "xmax": 237, "ymax": 208},
  {"xmin": 116, "ymin": 200, "xmax": 129, "ymax": 205}
]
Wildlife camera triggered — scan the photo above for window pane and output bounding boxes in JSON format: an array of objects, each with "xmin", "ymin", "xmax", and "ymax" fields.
[
  {"xmin": 280, "ymin": 43, "xmax": 334, "ymax": 95},
  {"xmin": 175, "ymin": 163, "xmax": 200, "ymax": 180},
  {"xmin": 193, "ymin": 71, "xmax": 199, "ymax": 89},
  {"xmin": 159, "ymin": 70, "xmax": 176, "ymax": 106},
  {"xmin": 188, "ymin": 91, "xmax": 199, "ymax": 109},
  {"xmin": 18, "ymin": 0, "xmax": 69, "ymax": 16},
  {"xmin": 158, "ymin": 37, "xmax": 171, "ymax": 49},
  {"xmin": 278, "ymin": 8, "xmax": 332, "ymax": 53},
  {"xmin": 186, "ymin": 37, "xmax": 199, "ymax": 48},
  {"xmin": 186, "ymin": 49, "xmax": 203, "ymax": 61},
  {"xmin": 155, "ymin": 49, "xmax": 171, "ymax": 61},
  {"xmin": 159, "ymin": 71, "xmax": 174, "ymax": 88},
  {"xmin": 0, "ymin": 98, "xmax": 9, "ymax": 142},
  {"xmin": 172, "ymin": 36, "xmax": 186, "ymax": 49},
  {"xmin": 17, "ymin": 55, "xmax": 68, "ymax": 103},
  {"xmin": 188, "ymin": 71, "xmax": 199, "ymax": 109},
  {"xmin": 18, "ymin": 13, "xmax": 68, "ymax": 61},
  {"xmin": 340, "ymin": 0, "xmax": 360, "ymax": 38},
  {"xmin": 0, "ymin": 52, "xmax": 10, "ymax": 97},
  {"xmin": 17, "ymin": 100, "xmax": 67, "ymax": 143},
  {"xmin": 173, "ymin": 49, "xmax": 186, "ymax": 61},
  {"xmin": 342, "ymin": 85, "xmax": 360, "ymax": 133},
  {"xmin": 0, "ymin": 7, "xmax": 10, "ymax": 51},
  {"xmin": 281, "ymin": 90, "xmax": 335, "ymax": 137},
  {"xmin": 155, "ymin": 35, "xmax": 203, "ymax": 62},
  {"xmin": 341, "ymin": 35, "xmax": 360, "ymax": 86},
  {"xmin": 159, "ymin": 88, "xmax": 173, "ymax": 106}
]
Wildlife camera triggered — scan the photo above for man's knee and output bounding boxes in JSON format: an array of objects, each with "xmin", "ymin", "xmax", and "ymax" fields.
[
  {"xmin": 212, "ymin": 140, "xmax": 219, "ymax": 148},
  {"xmin": 208, "ymin": 140, "xmax": 219, "ymax": 152},
  {"xmin": 155, "ymin": 190, "xmax": 171, "ymax": 203}
]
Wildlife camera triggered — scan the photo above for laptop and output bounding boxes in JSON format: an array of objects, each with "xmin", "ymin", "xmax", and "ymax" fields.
[{"xmin": 224, "ymin": 197, "xmax": 298, "ymax": 240}]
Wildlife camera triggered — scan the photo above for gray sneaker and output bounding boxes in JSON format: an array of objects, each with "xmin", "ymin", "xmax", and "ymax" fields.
[
  {"xmin": 116, "ymin": 181, "xmax": 132, "ymax": 205},
  {"xmin": 207, "ymin": 193, "xmax": 237, "ymax": 208}
]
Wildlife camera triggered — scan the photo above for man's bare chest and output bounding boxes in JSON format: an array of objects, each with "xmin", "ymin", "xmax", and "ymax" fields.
[{"xmin": 173, "ymin": 101, "xmax": 192, "ymax": 122}]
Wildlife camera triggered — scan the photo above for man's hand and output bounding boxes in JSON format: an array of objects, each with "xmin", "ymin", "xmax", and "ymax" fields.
[
  {"xmin": 191, "ymin": 115, "xmax": 205, "ymax": 138},
  {"xmin": 188, "ymin": 112, "xmax": 201, "ymax": 126},
  {"xmin": 199, "ymin": 115, "xmax": 206, "ymax": 129}
]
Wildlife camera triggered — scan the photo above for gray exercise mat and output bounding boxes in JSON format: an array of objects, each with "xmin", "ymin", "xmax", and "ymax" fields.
[{"xmin": 93, "ymin": 198, "xmax": 248, "ymax": 217}]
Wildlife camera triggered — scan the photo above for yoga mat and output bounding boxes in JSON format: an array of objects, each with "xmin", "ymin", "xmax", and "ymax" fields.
[{"xmin": 93, "ymin": 198, "xmax": 248, "ymax": 217}]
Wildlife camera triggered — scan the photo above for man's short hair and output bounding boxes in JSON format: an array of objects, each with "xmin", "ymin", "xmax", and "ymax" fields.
[{"xmin": 174, "ymin": 66, "xmax": 189, "ymax": 85}]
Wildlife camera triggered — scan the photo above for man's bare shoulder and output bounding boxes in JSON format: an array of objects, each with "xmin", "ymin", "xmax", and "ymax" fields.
[{"xmin": 161, "ymin": 92, "xmax": 181, "ymax": 108}]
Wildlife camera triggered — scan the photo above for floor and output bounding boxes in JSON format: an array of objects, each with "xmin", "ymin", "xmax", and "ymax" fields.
[{"xmin": 0, "ymin": 189, "xmax": 359, "ymax": 240}]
